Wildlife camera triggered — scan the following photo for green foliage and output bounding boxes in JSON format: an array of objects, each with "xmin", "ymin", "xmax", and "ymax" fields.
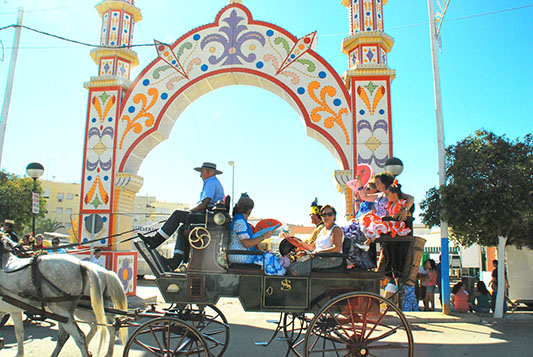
[
  {"xmin": 420, "ymin": 130, "xmax": 533, "ymax": 248},
  {"xmin": 36, "ymin": 217, "xmax": 65, "ymax": 235},
  {"xmin": 0, "ymin": 171, "xmax": 47, "ymax": 233}
]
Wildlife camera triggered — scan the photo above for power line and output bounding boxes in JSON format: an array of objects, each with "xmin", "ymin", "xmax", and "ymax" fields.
[
  {"xmin": 321, "ymin": 3, "xmax": 533, "ymax": 36},
  {"xmin": 0, "ymin": 3, "xmax": 531, "ymax": 46}
]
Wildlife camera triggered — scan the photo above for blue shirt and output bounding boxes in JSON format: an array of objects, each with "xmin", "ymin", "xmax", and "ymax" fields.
[{"xmin": 199, "ymin": 176, "xmax": 225, "ymax": 207}]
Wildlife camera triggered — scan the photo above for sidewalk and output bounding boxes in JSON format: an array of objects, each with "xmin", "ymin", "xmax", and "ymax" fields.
[{"xmin": 404, "ymin": 310, "xmax": 533, "ymax": 324}]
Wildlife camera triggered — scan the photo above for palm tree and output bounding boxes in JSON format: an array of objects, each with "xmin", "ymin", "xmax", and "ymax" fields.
[{"xmin": 35, "ymin": 218, "xmax": 65, "ymax": 234}]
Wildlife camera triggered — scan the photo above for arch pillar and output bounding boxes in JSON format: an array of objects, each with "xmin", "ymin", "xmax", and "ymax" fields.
[{"xmin": 113, "ymin": 173, "xmax": 144, "ymax": 251}]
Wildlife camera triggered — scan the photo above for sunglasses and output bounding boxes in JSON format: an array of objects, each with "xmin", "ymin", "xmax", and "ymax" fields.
[{"xmin": 320, "ymin": 212, "xmax": 335, "ymax": 217}]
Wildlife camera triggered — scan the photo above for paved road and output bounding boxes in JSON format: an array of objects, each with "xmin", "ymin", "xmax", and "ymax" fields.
[{"xmin": 1, "ymin": 281, "xmax": 532, "ymax": 356}]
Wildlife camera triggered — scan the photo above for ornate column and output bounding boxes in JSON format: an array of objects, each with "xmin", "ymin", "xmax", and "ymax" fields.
[
  {"xmin": 342, "ymin": 0, "xmax": 395, "ymax": 174},
  {"xmin": 78, "ymin": 0, "xmax": 142, "ymax": 294}
]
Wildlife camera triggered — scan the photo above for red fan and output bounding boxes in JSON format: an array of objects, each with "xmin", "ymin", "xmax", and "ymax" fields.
[
  {"xmin": 286, "ymin": 236, "xmax": 306, "ymax": 250},
  {"xmin": 253, "ymin": 218, "xmax": 282, "ymax": 233},
  {"xmin": 356, "ymin": 164, "xmax": 373, "ymax": 187}
]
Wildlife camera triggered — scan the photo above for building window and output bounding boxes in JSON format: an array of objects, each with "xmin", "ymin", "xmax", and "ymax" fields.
[
  {"xmin": 66, "ymin": 208, "xmax": 72, "ymax": 216},
  {"xmin": 43, "ymin": 189, "xmax": 50, "ymax": 198},
  {"xmin": 57, "ymin": 207, "xmax": 63, "ymax": 215},
  {"xmin": 67, "ymin": 193, "xmax": 73, "ymax": 200},
  {"xmin": 57, "ymin": 193, "xmax": 64, "ymax": 202}
]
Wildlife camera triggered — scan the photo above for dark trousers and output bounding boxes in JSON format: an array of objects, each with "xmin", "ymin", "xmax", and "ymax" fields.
[
  {"xmin": 170, "ymin": 212, "xmax": 206, "ymax": 263},
  {"xmin": 160, "ymin": 210, "xmax": 190, "ymax": 238}
]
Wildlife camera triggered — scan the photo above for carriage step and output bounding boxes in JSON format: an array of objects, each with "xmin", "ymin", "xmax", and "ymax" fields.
[
  {"xmin": 254, "ymin": 341, "xmax": 269, "ymax": 346},
  {"xmin": 266, "ymin": 320, "xmax": 279, "ymax": 324},
  {"xmin": 277, "ymin": 337, "xmax": 291, "ymax": 342}
]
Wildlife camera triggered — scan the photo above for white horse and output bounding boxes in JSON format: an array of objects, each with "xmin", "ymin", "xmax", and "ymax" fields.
[
  {"xmin": 0, "ymin": 236, "xmax": 111, "ymax": 356},
  {"xmin": 67, "ymin": 261, "xmax": 128, "ymax": 357}
]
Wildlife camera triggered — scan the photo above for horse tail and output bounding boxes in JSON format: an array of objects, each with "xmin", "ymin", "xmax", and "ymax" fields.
[
  {"xmin": 82, "ymin": 262, "xmax": 107, "ymax": 355},
  {"xmin": 104, "ymin": 269, "xmax": 128, "ymax": 345}
]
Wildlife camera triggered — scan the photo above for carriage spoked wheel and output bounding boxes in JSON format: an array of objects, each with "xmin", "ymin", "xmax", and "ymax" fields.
[
  {"xmin": 123, "ymin": 316, "xmax": 209, "ymax": 356},
  {"xmin": 304, "ymin": 292, "xmax": 413, "ymax": 357},
  {"xmin": 282, "ymin": 312, "xmax": 313, "ymax": 357},
  {"xmin": 171, "ymin": 304, "xmax": 230, "ymax": 357}
]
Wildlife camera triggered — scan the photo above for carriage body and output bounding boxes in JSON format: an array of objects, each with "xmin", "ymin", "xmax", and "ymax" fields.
[
  {"xmin": 129, "ymin": 203, "xmax": 424, "ymax": 356},
  {"xmin": 135, "ymin": 210, "xmax": 386, "ymax": 314}
]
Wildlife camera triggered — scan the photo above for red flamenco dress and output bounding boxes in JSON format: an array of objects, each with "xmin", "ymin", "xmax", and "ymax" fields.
[{"xmin": 361, "ymin": 199, "xmax": 411, "ymax": 239}]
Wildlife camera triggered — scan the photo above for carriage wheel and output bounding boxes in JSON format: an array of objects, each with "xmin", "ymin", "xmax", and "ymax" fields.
[
  {"xmin": 304, "ymin": 292, "xmax": 413, "ymax": 357},
  {"xmin": 283, "ymin": 313, "xmax": 313, "ymax": 356},
  {"xmin": 183, "ymin": 305, "xmax": 230, "ymax": 357},
  {"xmin": 123, "ymin": 316, "xmax": 209, "ymax": 356}
]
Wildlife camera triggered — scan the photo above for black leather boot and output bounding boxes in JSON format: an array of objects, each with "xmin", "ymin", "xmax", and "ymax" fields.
[
  {"xmin": 137, "ymin": 232, "xmax": 166, "ymax": 249},
  {"xmin": 162, "ymin": 254, "xmax": 183, "ymax": 271}
]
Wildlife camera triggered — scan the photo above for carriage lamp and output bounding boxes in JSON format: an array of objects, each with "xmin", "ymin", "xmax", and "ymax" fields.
[
  {"xmin": 26, "ymin": 162, "xmax": 45, "ymax": 236},
  {"xmin": 213, "ymin": 212, "xmax": 226, "ymax": 225},
  {"xmin": 384, "ymin": 157, "xmax": 403, "ymax": 177}
]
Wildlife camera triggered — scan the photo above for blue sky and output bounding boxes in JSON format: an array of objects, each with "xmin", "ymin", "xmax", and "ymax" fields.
[{"xmin": 0, "ymin": 0, "xmax": 531, "ymax": 226}]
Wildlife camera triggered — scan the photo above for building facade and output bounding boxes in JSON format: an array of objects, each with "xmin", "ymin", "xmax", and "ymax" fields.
[{"xmin": 41, "ymin": 179, "xmax": 188, "ymax": 238}]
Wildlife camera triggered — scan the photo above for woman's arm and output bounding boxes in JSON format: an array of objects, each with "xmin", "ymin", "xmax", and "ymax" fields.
[
  {"xmin": 299, "ymin": 240, "xmax": 315, "ymax": 251},
  {"xmin": 240, "ymin": 230, "xmax": 273, "ymax": 248},
  {"xmin": 358, "ymin": 188, "xmax": 380, "ymax": 202},
  {"xmin": 397, "ymin": 193, "xmax": 414, "ymax": 221},
  {"xmin": 314, "ymin": 226, "xmax": 343, "ymax": 253}
]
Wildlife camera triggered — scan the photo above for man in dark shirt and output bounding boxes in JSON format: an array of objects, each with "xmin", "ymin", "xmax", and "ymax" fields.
[{"xmin": 3, "ymin": 219, "xmax": 19, "ymax": 244}]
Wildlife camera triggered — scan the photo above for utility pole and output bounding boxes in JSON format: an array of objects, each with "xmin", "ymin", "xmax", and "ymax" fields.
[
  {"xmin": 427, "ymin": 0, "xmax": 451, "ymax": 314},
  {"xmin": 0, "ymin": 7, "xmax": 24, "ymax": 168}
]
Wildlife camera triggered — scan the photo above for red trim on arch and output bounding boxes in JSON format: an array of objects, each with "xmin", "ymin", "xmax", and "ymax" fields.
[
  {"xmin": 118, "ymin": 3, "xmax": 353, "ymax": 172},
  {"xmin": 119, "ymin": 67, "xmax": 350, "ymax": 171},
  {"xmin": 120, "ymin": 3, "xmax": 351, "ymax": 111}
]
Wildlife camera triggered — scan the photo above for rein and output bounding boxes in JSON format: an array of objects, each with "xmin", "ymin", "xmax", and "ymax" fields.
[{"xmin": 51, "ymin": 220, "xmax": 164, "ymax": 250}]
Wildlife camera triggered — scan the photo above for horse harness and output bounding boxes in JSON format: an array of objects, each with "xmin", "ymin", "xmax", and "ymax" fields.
[{"xmin": 0, "ymin": 252, "xmax": 86, "ymax": 322}]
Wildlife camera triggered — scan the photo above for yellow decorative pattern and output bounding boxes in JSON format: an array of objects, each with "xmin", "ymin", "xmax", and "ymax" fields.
[
  {"xmin": 308, "ymin": 81, "xmax": 350, "ymax": 145},
  {"xmin": 92, "ymin": 94, "xmax": 116, "ymax": 122},
  {"xmin": 119, "ymin": 88, "xmax": 158, "ymax": 149},
  {"xmin": 84, "ymin": 177, "xmax": 109, "ymax": 205},
  {"xmin": 365, "ymin": 135, "xmax": 381, "ymax": 151},
  {"xmin": 357, "ymin": 85, "xmax": 385, "ymax": 115}
]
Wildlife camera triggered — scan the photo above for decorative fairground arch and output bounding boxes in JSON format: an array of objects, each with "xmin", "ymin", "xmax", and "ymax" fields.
[{"xmin": 79, "ymin": 0, "xmax": 396, "ymax": 293}]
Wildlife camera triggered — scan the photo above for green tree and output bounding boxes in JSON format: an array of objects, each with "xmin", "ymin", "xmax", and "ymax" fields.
[
  {"xmin": 420, "ymin": 129, "xmax": 533, "ymax": 248},
  {"xmin": 35, "ymin": 218, "xmax": 65, "ymax": 235},
  {"xmin": 0, "ymin": 171, "xmax": 47, "ymax": 233}
]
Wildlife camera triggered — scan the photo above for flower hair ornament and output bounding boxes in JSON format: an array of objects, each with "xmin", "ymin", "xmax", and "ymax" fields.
[
  {"xmin": 392, "ymin": 179, "xmax": 399, "ymax": 187},
  {"xmin": 311, "ymin": 197, "xmax": 320, "ymax": 215}
]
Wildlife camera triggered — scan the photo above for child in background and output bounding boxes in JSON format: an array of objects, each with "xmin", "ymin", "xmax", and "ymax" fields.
[
  {"xmin": 470, "ymin": 281, "xmax": 492, "ymax": 313},
  {"xmin": 451, "ymin": 282, "xmax": 470, "ymax": 313},
  {"xmin": 354, "ymin": 180, "xmax": 377, "ymax": 218},
  {"xmin": 424, "ymin": 259, "xmax": 438, "ymax": 311}
]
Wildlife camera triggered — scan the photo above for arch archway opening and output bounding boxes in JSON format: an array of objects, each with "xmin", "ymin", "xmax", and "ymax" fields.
[{"xmin": 135, "ymin": 84, "xmax": 347, "ymax": 225}]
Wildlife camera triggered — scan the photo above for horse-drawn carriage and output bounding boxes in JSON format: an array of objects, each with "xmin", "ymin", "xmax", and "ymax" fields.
[
  {"xmin": 0, "ymin": 198, "xmax": 424, "ymax": 356},
  {"xmin": 127, "ymin": 200, "xmax": 425, "ymax": 356}
]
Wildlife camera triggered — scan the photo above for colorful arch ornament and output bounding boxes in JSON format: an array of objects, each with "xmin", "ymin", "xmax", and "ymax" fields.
[
  {"xmin": 116, "ymin": 4, "xmax": 353, "ymax": 173},
  {"xmin": 79, "ymin": 1, "xmax": 397, "ymax": 293}
]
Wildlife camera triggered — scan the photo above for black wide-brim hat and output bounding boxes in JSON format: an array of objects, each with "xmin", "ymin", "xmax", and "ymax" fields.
[{"xmin": 194, "ymin": 162, "xmax": 222, "ymax": 175}]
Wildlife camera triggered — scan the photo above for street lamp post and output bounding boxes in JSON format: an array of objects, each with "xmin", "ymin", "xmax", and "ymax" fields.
[
  {"xmin": 427, "ymin": 0, "xmax": 451, "ymax": 315},
  {"xmin": 384, "ymin": 157, "xmax": 404, "ymax": 177},
  {"xmin": 26, "ymin": 162, "xmax": 44, "ymax": 236},
  {"xmin": 228, "ymin": 161, "xmax": 235, "ymax": 203}
]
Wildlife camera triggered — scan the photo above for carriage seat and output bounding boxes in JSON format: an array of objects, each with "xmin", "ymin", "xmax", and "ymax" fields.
[
  {"xmin": 311, "ymin": 237, "xmax": 352, "ymax": 273},
  {"xmin": 226, "ymin": 250, "xmax": 263, "ymax": 270}
]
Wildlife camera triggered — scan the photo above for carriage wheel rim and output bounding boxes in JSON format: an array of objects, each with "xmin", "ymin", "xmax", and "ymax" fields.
[
  {"xmin": 303, "ymin": 291, "xmax": 413, "ymax": 357},
  {"xmin": 122, "ymin": 316, "xmax": 210, "ymax": 357}
]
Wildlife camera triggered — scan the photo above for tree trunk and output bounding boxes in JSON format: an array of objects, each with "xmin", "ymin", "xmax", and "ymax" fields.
[{"xmin": 493, "ymin": 236, "xmax": 507, "ymax": 318}]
